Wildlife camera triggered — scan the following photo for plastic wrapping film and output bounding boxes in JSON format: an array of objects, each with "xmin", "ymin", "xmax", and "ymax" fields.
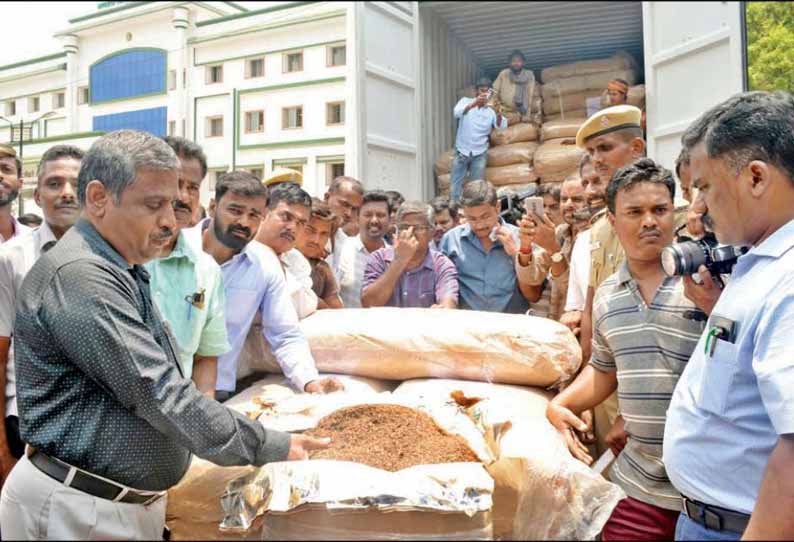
[
  {"xmin": 165, "ymin": 375, "xmax": 398, "ymax": 541},
  {"xmin": 395, "ymin": 379, "xmax": 625, "ymax": 540},
  {"xmin": 296, "ymin": 308, "xmax": 582, "ymax": 388},
  {"xmin": 219, "ymin": 391, "xmax": 498, "ymax": 540}
]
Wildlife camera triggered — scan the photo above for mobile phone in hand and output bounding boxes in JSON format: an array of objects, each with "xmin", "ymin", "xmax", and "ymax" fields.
[{"xmin": 524, "ymin": 196, "xmax": 545, "ymax": 220}]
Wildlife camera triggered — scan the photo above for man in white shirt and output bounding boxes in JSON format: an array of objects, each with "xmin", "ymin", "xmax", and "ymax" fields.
[
  {"xmin": 0, "ymin": 145, "xmax": 83, "ymax": 485},
  {"xmin": 255, "ymin": 183, "xmax": 317, "ymax": 320},
  {"xmin": 0, "ymin": 144, "xmax": 30, "ymax": 244},
  {"xmin": 338, "ymin": 190, "xmax": 392, "ymax": 308},
  {"xmin": 186, "ymin": 171, "xmax": 342, "ymax": 401},
  {"xmin": 324, "ymin": 176, "xmax": 364, "ymax": 280}
]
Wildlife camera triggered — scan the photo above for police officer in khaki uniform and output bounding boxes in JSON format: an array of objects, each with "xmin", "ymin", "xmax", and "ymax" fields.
[{"xmin": 575, "ymin": 106, "xmax": 645, "ymax": 456}]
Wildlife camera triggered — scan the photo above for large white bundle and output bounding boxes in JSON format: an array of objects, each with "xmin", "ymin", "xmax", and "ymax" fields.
[
  {"xmin": 395, "ymin": 379, "xmax": 624, "ymax": 540},
  {"xmin": 485, "ymin": 163, "xmax": 539, "ymax": 187},
  {"xmin": 541, "ymin": 51, "xmax": 637, "ymax": 83},
  {"xmin": 541, "ymin": 69, "xmax": 638, "ymax": 99},
  {"xmin": 534, "ymin": 138, "xmax": 586, "ymax": 180},
  {"xmin": 303, "ymin": 308, "xmax": 582, "ymax": 387}
]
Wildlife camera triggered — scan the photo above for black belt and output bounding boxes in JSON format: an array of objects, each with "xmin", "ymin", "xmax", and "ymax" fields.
[
  {"xmin": 29, "ymin": 449, "xmax": 165, "ymax": 506},
  {"xmin": 682, "ymin": 495, "xmax": 750, "ymax": 534}
]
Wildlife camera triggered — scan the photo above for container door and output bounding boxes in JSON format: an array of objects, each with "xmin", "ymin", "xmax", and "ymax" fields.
[
  {"xmin": 642, "ymin": 1, "xmax": 745, "ymax": 172},
  {"xmin": 348, "ymin": 1, "xmax": 421, "ymax": 198}
]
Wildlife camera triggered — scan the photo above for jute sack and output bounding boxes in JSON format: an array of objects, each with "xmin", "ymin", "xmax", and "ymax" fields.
[
  {"xmin": 541, "ymin": 51, "xmax": 637, "ymax": 83},
  {"xmin": 165, "ymin": 375, "xmax": 398, "ymax": 541},
  {"xmin": 534, "ymin": 138, "xmax": 586, "ymax": 180},
  {"xmin": 489, "ymin": 122, "xmax": 539, "ymax": 146},
  {"xmin": 541, "ymin": 118, "xmax": 587, "ymax": 141},
  {"xmin": 485, "ymin": 163, "xmax": 539, "ymax": 187},
  {"xmin": 434, "ymin": 149, "xmax": 455, "ymax": 176},
  {"xmin": 394, "ymin": 379, "xmax": 624, "ymax": 540},
  {"xmin": 541, "ymin": 69, "xmax": 638, "ymax": 99},
  {"xmin": 486, "ymin": 141, "xmax": 538, "ymax": 167},
  {"xmin": 543, "ymin": 89, "xmax": 604, "ymax": 116},
  {"xmin": 437, "ymin": 173, "xmax": 450, "ymax": 193},
  {"xmin": 304, "ymin": 308, "xmax": 582, "ymax": 387},
  {"xmin": 545, "ymin": 108, "xmax": 589, "ymax": 122}
]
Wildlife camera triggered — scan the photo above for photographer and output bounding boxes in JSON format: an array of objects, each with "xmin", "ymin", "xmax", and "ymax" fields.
[
  {"xmin": 663, "ymin": 91, "xmax": 794, "ymax": 541},
  {"xmin": 450, "ymin": 78, "xmax": 507, "ymax": 202}
]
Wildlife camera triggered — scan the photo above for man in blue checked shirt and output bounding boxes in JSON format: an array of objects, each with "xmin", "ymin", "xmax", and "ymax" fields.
[
  {"xmin": 450, "ymin": 77, "xmax": 507, "ymax": 201},
  {"xmin": 664, "ymin": 91, "xmax": 794, "ymax": 541}
]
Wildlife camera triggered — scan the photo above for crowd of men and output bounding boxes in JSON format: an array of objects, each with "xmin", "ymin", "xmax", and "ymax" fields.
[{"xmin": 0, "ymin": 79, "xmax": 791, "ymax": 541}]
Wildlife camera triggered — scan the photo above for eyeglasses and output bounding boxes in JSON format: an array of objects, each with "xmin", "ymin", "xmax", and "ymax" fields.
[{"xmin": 396, "ymin": 224, "xmax": 431, "ymax": 233}]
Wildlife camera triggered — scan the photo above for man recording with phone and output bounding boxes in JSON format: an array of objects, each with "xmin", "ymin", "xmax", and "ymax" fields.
[
  {"xmin": 450, "ymin": 78, "xmax": 507, "ymax": 202},
  {"xmin": 663, "ymin": 91, "xmax": 794, "ymax": 541}
]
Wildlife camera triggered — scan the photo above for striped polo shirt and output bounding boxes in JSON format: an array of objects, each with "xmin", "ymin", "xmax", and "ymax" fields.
[{"xmin": 591, "ymin": 262, "xmax": 706, "ymax": 511}]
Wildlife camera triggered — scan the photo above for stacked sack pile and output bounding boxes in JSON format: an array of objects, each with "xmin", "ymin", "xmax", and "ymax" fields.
[
  {"xmin": 534, "ymin": 51, "xmax": 641, "ymax": 185},
  {"xmin": 435, "ymin": 86, "xmax": 543, "ymax": 199},
  {"xmin": 435, "ymin": 52, "xmax": 644, "ymax": 196}
]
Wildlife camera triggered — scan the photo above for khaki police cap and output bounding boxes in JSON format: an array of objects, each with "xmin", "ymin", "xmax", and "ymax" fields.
[
  {"xmin": 575, "ymin": 105, "xmax": 642, "ymax": 149},
  {"xmin": 0, "ymin": 143, "xmax": 17, "ymax": 159},
  {"xmin": 263, "ymin": 167, "xmax": 303, "ymax": 187}
]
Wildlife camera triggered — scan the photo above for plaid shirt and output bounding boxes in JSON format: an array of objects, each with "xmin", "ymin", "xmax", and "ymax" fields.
[{"xmin": 363, "ymin": 247, "xmax": 459, "ymax": 308}]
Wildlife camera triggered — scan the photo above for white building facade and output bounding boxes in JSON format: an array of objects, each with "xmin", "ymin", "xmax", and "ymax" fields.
[{"xmin": 0, "ymin": 1, "xmax": 354, "ymax": 213}]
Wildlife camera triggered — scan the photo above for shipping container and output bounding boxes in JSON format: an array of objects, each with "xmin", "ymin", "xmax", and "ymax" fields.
[{"xmin": 345, "ymin": 1, "xmax": 747, "ymax": 200}]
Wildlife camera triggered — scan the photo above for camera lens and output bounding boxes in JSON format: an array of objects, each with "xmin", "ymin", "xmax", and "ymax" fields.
[{"xmin": 661, "ymin": 241, "xmax": 708, "ymax": 277}]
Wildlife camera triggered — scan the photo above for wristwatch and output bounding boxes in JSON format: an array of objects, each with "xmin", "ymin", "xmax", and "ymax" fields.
[{"xmin": 551, "ymin": 251, "xmax": 565, "ymax": 264}]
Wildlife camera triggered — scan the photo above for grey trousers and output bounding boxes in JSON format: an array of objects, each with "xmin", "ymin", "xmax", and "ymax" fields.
[{"xmin": 0, "ymin": 455, "xmax": 166, "ymax": 540}]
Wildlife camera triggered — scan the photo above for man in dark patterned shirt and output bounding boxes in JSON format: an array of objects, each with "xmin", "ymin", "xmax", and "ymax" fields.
[{"xmin": 0, "ymin": 131, "xmax": 329, "ymax": 540}]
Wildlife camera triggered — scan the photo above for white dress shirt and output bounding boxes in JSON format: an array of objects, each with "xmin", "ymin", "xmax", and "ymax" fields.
[
  {"xmin": 564, "ymin": 229, "xmax": 591, "ymax": 312},
  {"xmin": 280, "ymin": 248, "xmax": 318, "ymax": 320},
  {"xmin": 338, "ymin": 235, "xmax": 387, "ymax": 308},
  {"xmin": 0, "ymin": 217, "xmax": 31, "ymax": 244},
  {"xmin": 0, "ymin": 222, "xmax": 57, "ymax": 417}
]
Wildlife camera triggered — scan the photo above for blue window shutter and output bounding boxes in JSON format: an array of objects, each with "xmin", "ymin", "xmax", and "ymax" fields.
[
  {"xmin": 90, "ymin": 49, "xmax": 166, "ymax": 104},
  {"xmin": 93, "ymin": 106, "xmax": 167, "ymax": 137}
]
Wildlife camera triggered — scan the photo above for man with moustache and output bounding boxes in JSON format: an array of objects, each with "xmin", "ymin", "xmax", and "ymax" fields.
[
  {"xmin": 547, "ymin": 159, "xmax": 706, "ymax": 540},
  {"xmin": 0, "ymin": 145, "xmax": 83, "ymax": 487},
  {"xmin": 337, "ymin": 190, "xmax": 392, "ymax": 308},
  {"xmin": 429, "ymin": 197, "xmax": 459, "ymax": 252},
  {"xmin": 184, "ymin": 171, "xmax": 342, "ymax": 401},
  {"xmin": 296, "ymin": 199, "xmax": 343, "ymax": 309},
  {"xmin": 146, "ymin": 137, "xmax": 229, "ymax": 396},
  {"xmin": 255, "ymin": 183, "xmax": 317, "ymax": 319},
  {"xmin": 0, "ymin": 131, "xmax": 327, "ymax": 540},
  {"xmin": 324, "ymin": 176, "xmax": 364, "ymax": 279},
  {"xmin": 0, "ymin": 144, "xmax": 29, "ymax": 244}
]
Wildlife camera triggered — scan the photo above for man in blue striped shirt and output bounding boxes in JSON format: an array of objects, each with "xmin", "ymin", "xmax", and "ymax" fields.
[{"xmin": 546, "ymin": 159, "xmax": 706, "ymax": 541}]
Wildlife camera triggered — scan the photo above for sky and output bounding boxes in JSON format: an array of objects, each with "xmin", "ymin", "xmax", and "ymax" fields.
[{"xmin": 0, "ymin": 2, "xmax": 264, "ymax": 65}]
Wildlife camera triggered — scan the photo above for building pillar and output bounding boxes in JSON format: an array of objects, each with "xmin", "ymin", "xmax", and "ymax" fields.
[
  {"xmin": 61, "ymin": 34, "xmax": 79, "ymax": 134},
  {"xmin": 172, "ymin": 7, "xmax": 189, "ymax": 137}
]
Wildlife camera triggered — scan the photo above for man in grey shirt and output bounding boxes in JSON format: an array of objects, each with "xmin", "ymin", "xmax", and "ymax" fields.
[{"xmin": 0, "ymin": 130, "xmax": 329, "ymax": 541}]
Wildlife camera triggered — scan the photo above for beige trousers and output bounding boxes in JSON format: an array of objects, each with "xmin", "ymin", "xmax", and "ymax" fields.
[{"xmin": 0, "ymin": 455, "xmax": 166, "ymax": 540}]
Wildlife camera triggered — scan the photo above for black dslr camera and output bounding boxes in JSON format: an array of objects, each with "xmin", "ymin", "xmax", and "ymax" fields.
[
  {"xmin": 498, "ymin": 184, "xmax": 537, "ymax": 226},
  {"xmin": 661, "ymin": 232, "xmax": 747, "ymax": 286}
]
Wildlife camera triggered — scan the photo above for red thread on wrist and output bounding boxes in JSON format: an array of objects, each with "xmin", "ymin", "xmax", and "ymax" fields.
[{"xmin": 520, "ymin": 246, "xmax": 532, "ymax": 255}]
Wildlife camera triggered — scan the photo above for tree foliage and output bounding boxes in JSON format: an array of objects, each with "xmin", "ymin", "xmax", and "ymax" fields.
[{"xmin": 747, "ymin": 2, "xmax": 794, "ymax": 92}]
